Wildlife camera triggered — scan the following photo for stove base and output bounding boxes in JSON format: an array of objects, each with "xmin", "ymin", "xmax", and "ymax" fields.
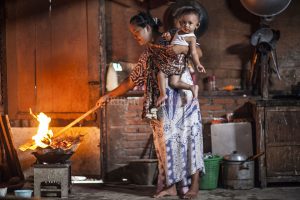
[{"xmin": 33, "ymin": 163, "xmax": 71, "ymax": 198}]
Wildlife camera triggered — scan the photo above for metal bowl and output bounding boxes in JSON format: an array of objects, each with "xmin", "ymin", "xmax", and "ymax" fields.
[{"xmin": 240, "ymin": 0, "xmax": 291, "ymax": 17}]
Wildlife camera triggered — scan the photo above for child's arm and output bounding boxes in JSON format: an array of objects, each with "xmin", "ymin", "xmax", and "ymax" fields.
[{"xmin": 188, "ymin": 37, "xmax": 206, "ymax": 73}]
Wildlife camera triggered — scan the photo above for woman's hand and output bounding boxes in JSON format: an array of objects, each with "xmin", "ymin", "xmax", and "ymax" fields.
[
  {"xmin": 162, "ymin": 32, "xmax": 172, "ymax": 41},
  {"xmin": 166, "ymin": 45, "xmax": 189, "ymax": 57},
  {"xmin": 170, "ymin": 45, "xmax": 189, "ymax": 55},
  {"xmin": 96, "ymin": 94, "xmax": 110, "ymax": 108},
  {"xmin": 95, "ymin": 77, "xmax": 135, "ymax": 108}
]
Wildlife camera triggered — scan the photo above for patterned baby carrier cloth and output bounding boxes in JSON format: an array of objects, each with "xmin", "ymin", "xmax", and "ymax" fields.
[{"xmin": 148, "ymin": 44, "xmax": 186, "ymax": 76}]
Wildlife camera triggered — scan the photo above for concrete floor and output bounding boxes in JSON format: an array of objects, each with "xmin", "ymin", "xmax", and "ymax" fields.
[{"xmin": 63, "ymin": 183, "xmax": 300, "ymax": 200}]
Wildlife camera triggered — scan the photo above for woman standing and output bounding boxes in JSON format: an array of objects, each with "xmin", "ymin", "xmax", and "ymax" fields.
[{"xmin": 97, "ymin": 12, "xmax": 204, "ymax": 199}]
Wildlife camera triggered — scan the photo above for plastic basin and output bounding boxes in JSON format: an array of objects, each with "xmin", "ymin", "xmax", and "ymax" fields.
[{"xmin": 14, "ymin": 189, "xmax": 33, "ymax": 198}]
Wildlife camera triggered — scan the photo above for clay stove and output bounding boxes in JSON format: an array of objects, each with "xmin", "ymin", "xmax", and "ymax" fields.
[
  {"xmin": 32, "ymin": 148, "xmax": 73, "ymax": 198},
  {"xmin": 33, "ymin": 162, "xmax": 71, "ymax": 198},
  {"xmin": 18, "ymin": 111, "xmax": 82, "ymax": 198}
]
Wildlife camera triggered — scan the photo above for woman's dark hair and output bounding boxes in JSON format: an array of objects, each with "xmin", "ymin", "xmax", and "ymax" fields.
[{"xmin": 130, "ymin": 12, "xmax": 162, "ymax": 33}]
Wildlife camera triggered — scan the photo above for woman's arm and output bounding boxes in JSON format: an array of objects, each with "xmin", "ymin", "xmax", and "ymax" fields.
[
  {"xmin": 96, "ymin": 77, "xmax": 135, "ymax": 107},
  {"xmin": 106, "ymin": 77, "xmax": 135, "ymax": 98},
  {"xmin": 171, "ymin": 45, "xmax": 189, "ymax": 55},
  {"xmin": 97, "ymin": 50, "xmax": 148, "ymax": 107}
]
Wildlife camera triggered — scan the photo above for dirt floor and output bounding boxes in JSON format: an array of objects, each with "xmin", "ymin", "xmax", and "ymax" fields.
[
  {"xmin": 67, "ymin": 183, "xmax": 299, "ymax": 200},
  {"xmin": 1, "ymin": 183, "xmax": 300, "ymax": 200}
]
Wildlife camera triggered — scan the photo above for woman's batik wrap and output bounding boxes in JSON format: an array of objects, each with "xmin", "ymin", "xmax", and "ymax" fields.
[{"xmin": 130, "ymin": 46, "xmax": 204, "ymax": 193}]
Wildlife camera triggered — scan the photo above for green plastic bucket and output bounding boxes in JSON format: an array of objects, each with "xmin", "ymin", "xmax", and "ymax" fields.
[{"xmin": 200, "ymin": 155, "xmax": 222, "ymax": 190}]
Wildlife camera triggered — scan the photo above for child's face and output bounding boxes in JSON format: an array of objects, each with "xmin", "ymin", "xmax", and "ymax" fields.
[{"xmin": 179, "ymin": 13, "xmax": 199, "ymax": 34}]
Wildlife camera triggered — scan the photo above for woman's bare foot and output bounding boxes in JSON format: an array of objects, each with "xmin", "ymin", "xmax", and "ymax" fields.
[
  {"xmin": 182, "ymin": 171, "xmax": 200, "ymax": 199},
  {"xmin": 182, "ymin": 186, "xmax": 198, "ymax": 199},
  {"xmin": 191, "ymin": 85, "xmax": 199, "ymax": 99},
  {"xmin": 156, "ymin": 95, "xmax": 168, "ymax": 107},
  {"xmin": 153, "ymin": 185, "xmax": 177, "ymax": 198},
  {"xmin": 178, "ymin": 186, "xmax": 189, "ymax": 199}
]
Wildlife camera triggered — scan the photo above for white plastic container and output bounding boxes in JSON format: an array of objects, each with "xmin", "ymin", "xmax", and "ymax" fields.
[
  {"xmin": 0, "ymin": 187, "xmax": 7, "ymax": 197},
  {"xmin": 211, "ymin": 122, "xmax": 253, "ymax": 157}
]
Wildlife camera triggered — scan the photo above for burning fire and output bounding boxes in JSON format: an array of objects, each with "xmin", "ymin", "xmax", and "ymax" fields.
[
  {"xmin": 32, "ymin": 112, "xmax": 53, "ymax": 148},
  {"xmin": 21, "ymin": 109, "xmax": 82, "ymax": 151},
  {"xmin": 19, "ymin": 109, "xmax": 84, "ymax": 151}
]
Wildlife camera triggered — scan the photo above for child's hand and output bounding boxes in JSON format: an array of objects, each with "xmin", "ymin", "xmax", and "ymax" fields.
[
  {"xmin": 162, "ymin": 32, "xmax": 172, "ymax": 41},
  {"xmin": 196, "ymin": 64, "xmax": 206, "ymax": 73}
]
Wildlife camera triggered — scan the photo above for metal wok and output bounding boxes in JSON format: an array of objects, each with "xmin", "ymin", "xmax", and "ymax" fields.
[{"xmin": 32, "ymin": 147, "xmax": 74, "ymax": 164}]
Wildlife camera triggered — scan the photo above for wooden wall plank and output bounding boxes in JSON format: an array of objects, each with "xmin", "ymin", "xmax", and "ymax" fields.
[{"xmin": 7, "ymin": 0, "xmax": 95, "ymax": 119}]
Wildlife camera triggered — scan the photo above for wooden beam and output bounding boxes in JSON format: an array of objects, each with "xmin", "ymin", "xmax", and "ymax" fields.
[{"xmin": 0, "ymin": 115, "xmax": 24, "ymax": 180}]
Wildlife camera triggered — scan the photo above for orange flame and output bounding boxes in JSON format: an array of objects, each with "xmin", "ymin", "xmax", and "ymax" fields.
[{"xmin": 32, "ymin": 112, "xmax": 53, "ymax": 148}]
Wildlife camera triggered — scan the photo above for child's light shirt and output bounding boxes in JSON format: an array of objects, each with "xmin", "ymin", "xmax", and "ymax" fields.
[{"xmin": 171, "ymin": 31, "xmax": 196, "ymax": 46}]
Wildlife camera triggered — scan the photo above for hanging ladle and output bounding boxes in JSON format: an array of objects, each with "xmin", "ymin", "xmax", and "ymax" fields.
[{"xmin": 241, "ymin": 152, "xmax": 265, "ymax": 165}]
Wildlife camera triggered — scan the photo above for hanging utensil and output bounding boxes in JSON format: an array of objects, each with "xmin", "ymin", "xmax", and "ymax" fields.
[
  {"xmin": 270, "ymin": 49, "xmax": 281, "ymax": 80},
  {"xmin": 240, "ymin": 152, "xmax": 265, "ymax": 165}
]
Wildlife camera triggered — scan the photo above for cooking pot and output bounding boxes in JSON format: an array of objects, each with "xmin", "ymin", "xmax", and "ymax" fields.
[{"xmin": 222, "ymin": 151, "xmax": 254, "ymax": 189}]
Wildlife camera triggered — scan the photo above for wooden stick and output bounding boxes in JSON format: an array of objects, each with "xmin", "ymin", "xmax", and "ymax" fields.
[
  {"xmin": 19, "ymin": 104, "xmax": 101, "ymax": 151},
  {"xmin": 53, "ymin": 105, "xmax": 100, "ymax": 138}
]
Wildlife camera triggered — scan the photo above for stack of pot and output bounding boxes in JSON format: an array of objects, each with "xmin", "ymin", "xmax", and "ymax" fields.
[{"xmin": 222, "ymin": 151, "xmax": 255, "ymax": 189}]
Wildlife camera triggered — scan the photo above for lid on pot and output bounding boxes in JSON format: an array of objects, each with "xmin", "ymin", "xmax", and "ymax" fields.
[{"xmin": 223, "ymin": 151, "xmax": 247, "ymax": 161}]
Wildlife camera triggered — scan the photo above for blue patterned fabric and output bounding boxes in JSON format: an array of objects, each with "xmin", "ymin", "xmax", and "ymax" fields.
[
  {"xmin": 130, "ymin": 43, "xmax": 204, "ymax": 193},
  {"xmin": 151, "ymin": 67, "xmax": 205, "ymax": 191}
]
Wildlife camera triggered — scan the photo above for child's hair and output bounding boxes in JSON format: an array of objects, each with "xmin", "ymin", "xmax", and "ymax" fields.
[
  {"xmin": 173, "ymin": 6, "xmax": 201, "ymax": 23},
  {"xmin": 130, "ymin": 12, "xmax": 162, "ymax": 33}
]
